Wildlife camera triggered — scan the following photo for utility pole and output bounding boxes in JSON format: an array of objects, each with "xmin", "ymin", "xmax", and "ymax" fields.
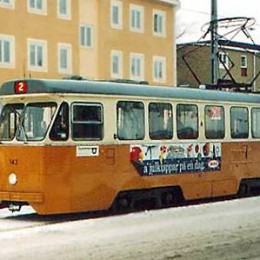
[{"xmin": 211, "ymin": 0, "xmax": 218, "ymax": 85}]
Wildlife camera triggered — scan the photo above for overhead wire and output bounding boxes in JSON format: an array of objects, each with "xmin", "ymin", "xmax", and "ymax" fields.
[{"xmin": 179, "ymin": 7, "xmax": 260, "ymax": 28}]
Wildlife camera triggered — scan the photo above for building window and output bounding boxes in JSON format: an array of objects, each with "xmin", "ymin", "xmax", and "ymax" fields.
[
  {"xmin": 117, "ymin": 101, "xmax": 144, "ymax": 140},
  {"xmin": 28, "ymin": 0, "xmax": 47, "ymax": 15},
  {"xmin": 58, "ymin": 0, "xmax": 71, "ymax": 20},
  {"xmin": 111, "ymin": 50, "xmax": 122, "ymax": 79},
  {"xmin": 149, "ymin": 103, "xmax": 173, "ymax": 140},
  {"xmin": 80, "ymin": 25, "xmax": 93, "ymax": 48},
  {"xmin": 241, "ymin": 55, "xmax": 247, "ymax": 68},
  {"xmin": 219, "ymin": 52, "xmax": 229, "ymax": 69},
  {"xmin": 153, "ymin": 56, "xmax": 166, "ymax": 83},
  {"xmin": 130, "ymin": 53, "xmax": 144, "ymax": 81},
  {"xmin": 205, "ymin": 105, "xmax": 225, "ymax": 139},
  {"xmin": 153, "ymin": 10, "xmax": 166, "ymax": 36},
  {"xmin": 230, "ymin": 106, "xmax": 249, "ymax": 139},
  {"xmin": 0, "ymin": 34, "xmax": 15, "ymax": 68},
  {"xmin": 130, "ymin": 4, "xmax": 144, "ymax": 33},
  {"xmin": 241, "ymin": 55, "xmax": 247, "ymax": 77},
  {"xmin": 177, "ymin": 104, "xmax": 198, "ymax": 139},
  {"xmin": 28, "ymin": 39, "xmax": 47, "ymax": 71},
  {"xmin": 111, "ymin": 0, "xmax": 122, "ymax": 29},
  {"xmin": 0, "ymin": 0, "xmax": 14, "ymax": 9},
  {"xmin": 58, "ymin": 43, "xmax": 72, "ymax": 74}
]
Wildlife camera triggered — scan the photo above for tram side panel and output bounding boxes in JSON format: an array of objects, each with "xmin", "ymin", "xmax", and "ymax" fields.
[
  {"xmin": 228, "ymin": 141, "xmax": 260, "ymax": 191},
  {"xmin": 179, "ymin": 141, "xmax": 260, "ymax": 199},
  {"xmin": 246, "ymin": 142, "xmax": 260, "ymax": 178},
  {"xmin": 35, "ymin": 145, "xmax": 131, "ymax": 214},
  {"xmin": 45, "ymin": 142, "xmax": 241, "ymax": 215},
  {"xmin": 210, "ymin": 142, "xmax": 239, "ymax": 197},
  {"xmin": 1, "ymin": 141, "xmax": 260, "ymax": 215},
  {"xmin": 38, "ymin": 146, "xmax": 73, "ymax": 214}
]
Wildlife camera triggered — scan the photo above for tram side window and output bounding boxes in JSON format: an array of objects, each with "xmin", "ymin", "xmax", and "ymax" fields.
[
  {"xmin": 72, "ymin": 103, "xmax": 103, "ymax": 140},
  {"xmin": 149, "ymin": 103, "xmax": 173, "ymax": 140},
  {"xmin": 230, "ymin": 106, "xmax": 249, "ymax": 138},
  {"xmin": 0, "ymin": 104, "xmax": 24, "ymax": 141},
  {"xmin": 50, "ymin": 102, "xmax": 69, "ymax": 141},
  {"xmin": 177, "ymin": 104, "xmax": 198, "ymax": 139},
  {"xmin": 117, "ymin": 101, "xmax": 144, "ymax": 140},
  {"xmin": 205, "ymin": 105, "xmax": 225, "ymax": 139},
  {"xmin": 251, "ymin": 108, "xmax": 260, "ymax": 138}
]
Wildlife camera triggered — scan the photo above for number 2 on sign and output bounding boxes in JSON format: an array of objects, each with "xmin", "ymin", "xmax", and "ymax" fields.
[
  {"xmin": 18, "ymin": 82, "xmax": 25, "ymax": 92},
  {"xmin": 15, "ymin": 81, "xmax": 27, "ymax": 94}
]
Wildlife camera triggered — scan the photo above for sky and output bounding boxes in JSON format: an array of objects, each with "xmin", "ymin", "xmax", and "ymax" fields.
[{"xmin": 176, "ymin": 0, "xmax": 260, "ymax": 44}]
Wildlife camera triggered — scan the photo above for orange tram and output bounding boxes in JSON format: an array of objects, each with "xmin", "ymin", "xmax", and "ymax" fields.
[{"xmin": 0, "ymin": 78, "xmax": 260, "ymax": 215}]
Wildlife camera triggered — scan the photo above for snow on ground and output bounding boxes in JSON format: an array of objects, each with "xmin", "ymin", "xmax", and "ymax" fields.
[
  {"xmin": 1, "ymin": 197, "xmax": 260, "ymax": 259},
  {"xmin": 0, "ymin": 206, "xmax": 36, "ymax": 232}
]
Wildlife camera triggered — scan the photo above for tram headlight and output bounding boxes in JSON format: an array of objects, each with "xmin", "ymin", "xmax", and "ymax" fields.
[{"xmin": 8, "ymin": 173, "xmax": 17, "ymax": 185}]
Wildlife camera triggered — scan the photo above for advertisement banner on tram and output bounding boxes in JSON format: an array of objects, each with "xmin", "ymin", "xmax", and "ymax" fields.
[{"xmin": 130, "ymin": 143, "xmax": 221, "ymax": 176}]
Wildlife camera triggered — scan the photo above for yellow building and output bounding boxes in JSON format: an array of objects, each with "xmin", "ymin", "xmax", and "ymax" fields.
[
  {"xmin": 0, "ymin": 0, "xmax": 180, "ymax": 85},
  {"xmin": 0, "ymin": 0, "xmax": 79, "ymax": 82}
]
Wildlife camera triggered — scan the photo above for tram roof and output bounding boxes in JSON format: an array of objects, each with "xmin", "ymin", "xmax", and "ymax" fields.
[{"xmin": 1, "ymin": 78, "xmax": 260, "ymax": 104}]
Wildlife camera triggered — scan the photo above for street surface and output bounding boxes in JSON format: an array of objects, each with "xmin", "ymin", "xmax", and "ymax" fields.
[{"xmin": 0, "ymin": 197, "xmax": 260, "ymax": 259}]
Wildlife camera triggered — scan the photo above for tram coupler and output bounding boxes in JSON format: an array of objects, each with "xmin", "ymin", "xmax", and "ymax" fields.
[{"xmin": 8, "ymin": 203, "xmax": 22, "ymax": 212}]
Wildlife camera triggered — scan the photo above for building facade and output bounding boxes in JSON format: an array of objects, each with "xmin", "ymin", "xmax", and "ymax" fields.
[
  {"xmin": 177, "ymin": 41, "xmax": 260, "ymax": 91},
  {"xmin": 0, "ymin": 0, "xmax": 180, "ymax": 86},
  {"xmin": 0, "ymin": 0, "xmax": 79, "ymax": 82},
  {"xmin": 79, "ymin": 0, "xmax": 179, "ymax": 85}
]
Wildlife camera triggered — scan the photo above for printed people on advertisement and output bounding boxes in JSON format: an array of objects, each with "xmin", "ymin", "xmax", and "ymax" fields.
[
  {"xmin": 187, "ymin": 144, "xmax": 195, "ymax": 158},
  {"xmin": 195, "ymin": 144, "xmax": 202, "ymax": 160},
  {"xmin": 159, "ymin": 145, "xmax": 167, "ymax": 164},
  {"xmin": 203, "ymin": 143, "xmax": 210, "ymax": 157}
]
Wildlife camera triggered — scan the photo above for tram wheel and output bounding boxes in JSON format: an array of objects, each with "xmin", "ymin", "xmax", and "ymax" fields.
[
  {"xmin": 110, "ymin": 195, "xmax": 132, "ymax": 213},
  {"xmin": 238, "ymin": 183, "xmax": 249, "ymax": 197},
  {"xmin": 162, "ymin": 192, "xmax": 174, "ymax": 206}
]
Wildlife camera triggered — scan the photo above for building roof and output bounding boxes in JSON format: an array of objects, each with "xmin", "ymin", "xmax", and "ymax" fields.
[
  {"xmin": 178, "ymin": 40, "xmax": 260, "ymax": 52},
  {"xmin": 159, "ymin": 0, "xmax": 180, "ymax": 7}
]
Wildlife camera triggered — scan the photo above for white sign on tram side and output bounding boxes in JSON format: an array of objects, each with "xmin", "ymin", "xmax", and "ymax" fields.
[{"xmin": 76, "ymin": 146, "xmax": 99, "ymax": 157}]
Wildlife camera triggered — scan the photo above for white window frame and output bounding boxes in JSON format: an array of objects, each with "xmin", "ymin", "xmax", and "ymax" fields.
[
  {"xmin": 153, "ymin": 56, "xmax": 166, "ymax": 83},
  {"xmin": 28, "ymin": 38, "xmax": 48, "ymax": 72},
  {"xmin": 0, "ymin": 0, "xmax": 14, "ymax": 9},
  {"xmin": 111, "ymin": 50, "xmax": 123, "ymax": 79},
  {"xmin": 80, "ymin": 25, "xmax": 93, "ymax": 48},
  {"xmin": 111, "ymin": 0, "xmax": 122, "ymax": 29},
  {"xmin": 0, "ymin": 34, "xmax": 15, "ymax": 68},
  {"xmin": 241, "ymin": 55, "xmax": 248, "ymax": 68},
  {"xmin": 153, "ymin": 9, "xmax": 166, "ymax": 37},
  {"xmin": 130, "ymin": 4, "xmax": 144, "ymax": 33},
  {"xmin": 58, "ymin": 43, "xmax": 72, "ymax": 74},
  {"xmin": 130, "ymin": 53, "xmax": 144, "ymax": 81},
  {"xmin": 28, "ymin": 0, "xmax": 47, "ymax": 15},
  {"xmin": 219, "ymin": 52, "xmax": 229, "ymax": 69},
  {"xmin": 58, "ymin": 0, "xmax": 71, "ymax": 20}
]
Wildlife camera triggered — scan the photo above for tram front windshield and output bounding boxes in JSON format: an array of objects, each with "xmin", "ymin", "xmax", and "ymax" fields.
[{"xmin": 0, "ymin": 102, "xmax": 57, "ymax": 141}]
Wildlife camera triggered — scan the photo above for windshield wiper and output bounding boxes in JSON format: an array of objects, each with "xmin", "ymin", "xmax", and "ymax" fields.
[
  {"xmin": 16, "ymin": 111, "xmax": 28, "ymax": 143},
  {"xmin": 7, "ymin": 106, "xmax": 28, "ymax": 143}
]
